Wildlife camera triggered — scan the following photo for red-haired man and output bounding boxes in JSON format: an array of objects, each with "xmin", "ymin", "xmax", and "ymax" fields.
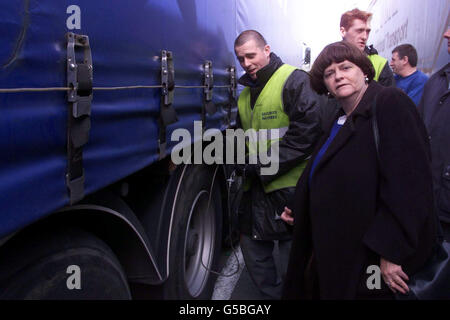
[{"xmin": 340, "ymin": 8, "xmax": 395, "ymax": 87}]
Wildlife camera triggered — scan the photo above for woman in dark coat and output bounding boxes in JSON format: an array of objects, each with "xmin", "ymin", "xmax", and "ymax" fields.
[{"xmin": 281, "ymin": 41, "xmax": 436, "ymax": 299}]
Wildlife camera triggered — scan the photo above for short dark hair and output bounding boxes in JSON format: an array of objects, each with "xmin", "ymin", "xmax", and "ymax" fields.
[
  {"xmin": 234, "ymin": 30, "xmax": 267, "ymax": 49},
  {"xmin": 310, "ymin": 41, "xmax": 375, "ymax": 95},
  {"xmin": 392, "ymin": 44, "xmax": 418, "ymax": 67},
  {"xmin": 340, "ymin": 8, "xmax": 372, "ymax": 30}
]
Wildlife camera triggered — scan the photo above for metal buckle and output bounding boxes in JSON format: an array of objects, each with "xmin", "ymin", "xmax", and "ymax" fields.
[
  {"xmin": 66, "ymin": 32, "xmax": 92, "ymax": 204},
  {"xmin": 161, "ymin": 50, "xmax": 174, "ymax": 106},
  {"xmin": 203, "ymin": 60, "xmax": 216, "ymax": 116}
]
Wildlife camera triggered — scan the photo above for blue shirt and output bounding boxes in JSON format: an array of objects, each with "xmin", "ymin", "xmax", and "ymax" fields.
[
  {"xmin": 309, "ymin": 115, "xmax": 346, "ymax": 185},
  {"xmin": 394, "ymin": 70, "xmax": 428, "ymax": 106}
]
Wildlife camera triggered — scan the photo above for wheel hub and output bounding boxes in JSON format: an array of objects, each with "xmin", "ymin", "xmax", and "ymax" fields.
[
  {"xmin": 187, "ymin": 229, "xmax": 199, "ymax": 257},
  {"xmin": 184, "ymin": 190, "xmax": 216, "ymax": 297}
]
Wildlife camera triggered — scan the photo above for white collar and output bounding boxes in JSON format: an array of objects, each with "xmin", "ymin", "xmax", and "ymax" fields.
[{"xmin": 337, "ymin": 115, "xmax": 347, "ymax": 125}]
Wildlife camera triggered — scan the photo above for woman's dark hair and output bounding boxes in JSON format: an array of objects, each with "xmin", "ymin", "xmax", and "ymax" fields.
[{"xmin": 310, "ymin": 41, "xmax": 375, "ymax": 95}]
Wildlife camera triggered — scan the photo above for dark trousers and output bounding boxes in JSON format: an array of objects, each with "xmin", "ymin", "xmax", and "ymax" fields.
[{"xmin": 240, "ymin": 234, "xmax": 291, "ymax": 299}]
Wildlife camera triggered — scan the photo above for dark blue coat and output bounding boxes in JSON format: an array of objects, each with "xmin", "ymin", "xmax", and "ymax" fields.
[{"xmin": 418, "ymin": 63, "xmax": 450, "ymax": 223}]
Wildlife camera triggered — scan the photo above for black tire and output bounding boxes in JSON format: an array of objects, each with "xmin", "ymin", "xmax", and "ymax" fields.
[
  {"xmin": 163, "ymin": 164, "xmax": 223, "ymax": 299},
  {"xmin": 0, "ymin": 227, "xmax": 131, "ymax": 300}
]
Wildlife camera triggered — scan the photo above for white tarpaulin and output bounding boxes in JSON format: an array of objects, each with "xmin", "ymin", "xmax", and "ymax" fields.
[
  {"xmin": 235, "ymin": 0, "xmax": 305, "ymax": 68},
  {"xmin": 367, "ymin": 0, "xmax": 449, "ymax": 74},
  {"xmin": 234, "ymin": 0, "xmax": 372, "ymax": 71},
  {"xmin": 234, "ymin": 0, "xmax": 448, "ymax": 75}
]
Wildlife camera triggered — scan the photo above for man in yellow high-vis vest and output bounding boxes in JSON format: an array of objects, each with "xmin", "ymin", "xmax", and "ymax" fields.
[
  {"xmin": 340, "ymin": 8, "xmax": 395, "ymax": 87},
  {"xmin": 233, "ymin": 30, "xmax": 324, "ymax": 299}
]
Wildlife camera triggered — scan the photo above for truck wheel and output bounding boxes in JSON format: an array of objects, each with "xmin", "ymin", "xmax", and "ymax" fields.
[
  {"xmin": 164, "ymin": 165, "xmax": 223, "ymax": 299},
  {"xmin": 0, "ymin": 227, "xmax": 131, "ymax": 299}
]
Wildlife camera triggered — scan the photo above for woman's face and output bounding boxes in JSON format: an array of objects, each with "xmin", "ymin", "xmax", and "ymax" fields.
[{"xmin": 323, "ymin": 60, "xmax": 366, "ymax": 100}]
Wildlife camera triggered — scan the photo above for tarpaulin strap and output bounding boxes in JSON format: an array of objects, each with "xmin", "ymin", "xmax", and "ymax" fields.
[
  {"xmin": 202, "ymin": 60, "xmax": 216, "ymax": 126},
  {"xmin": 77, "ymin": 63, "xmax": 93, "ymax": 94},
  {"xmin": 159, "ymin": 50, "xmax": 178, "ymax": 159},
  {"xmin": 203, "ymin": 60, "xmax": 215, "ymax": 115},
  {"xmin": 227, "ymin": 66, "xmax": 237, "ymax": 127},
  {"xmin": 66, "ymin": 32, "xmax": 93, "ymax": 205}
]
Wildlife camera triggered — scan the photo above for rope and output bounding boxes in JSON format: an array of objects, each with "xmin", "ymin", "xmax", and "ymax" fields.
[
  {"xmin": 0, "ymin": 84, "xmax": 232, "ymax": 93},
  {"xmin": 0, "ymin": 87, "xmax": 71, "ymax": 93},
  {"xmin": 93, "ymin": 85, "xmax": 163, "ymax": 90}
]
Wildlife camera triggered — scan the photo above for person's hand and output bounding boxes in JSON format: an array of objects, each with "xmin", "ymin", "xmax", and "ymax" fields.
[
  {"xmin": 281, "ymin": 207, "xmax": 294, "ymax": 226},
  {"xmin": 380, "ymin": 257, "xmax": 409, "ymax": 294}
]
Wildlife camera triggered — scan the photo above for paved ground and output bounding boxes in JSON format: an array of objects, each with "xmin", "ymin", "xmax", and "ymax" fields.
[
  {"xmin": 131, "ymin": 243, "xmax": 281, "ymax": 300},
  {"xmin": 212, "ymin": 244, "xmax": 280, "ymax": 300},
  {"xmin": 211, "ymin": 245, "xmax": 245, "ymax": 300}
]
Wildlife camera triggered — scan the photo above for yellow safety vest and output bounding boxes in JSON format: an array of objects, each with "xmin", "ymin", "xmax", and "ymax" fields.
[
  {"xmin": 367, "ymin": 54, "xmax": 388, "ymax": 82},
  {"xmin": 238, "ymin": 64, "xmax": 307, "ymax": 193}
]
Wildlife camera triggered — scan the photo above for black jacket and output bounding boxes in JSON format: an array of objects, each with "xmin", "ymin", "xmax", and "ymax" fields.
[
  {"xmin": 283, "ymin": 82, "xmax": 436, "ymax": 299},
  {"xmin": 418, "ymin": 63, "xmax": 450, "ymax": 223},
  {"xmin": 236, "ymin": 53, "xmax": 325, "ymax": 240}
]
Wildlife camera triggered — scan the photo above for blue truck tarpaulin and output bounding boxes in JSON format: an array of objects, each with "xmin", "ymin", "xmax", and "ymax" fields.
[{"xmin": 0, "ymin": 0, "xmax": 239, "ymax": 238}]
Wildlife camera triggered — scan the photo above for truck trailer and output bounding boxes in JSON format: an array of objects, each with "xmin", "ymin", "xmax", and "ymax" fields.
[{"xmin": 0, "ymin": 0, "xmax": 242, "ymax": 299}]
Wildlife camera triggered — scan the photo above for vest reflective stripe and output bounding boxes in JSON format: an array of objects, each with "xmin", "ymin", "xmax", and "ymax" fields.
[
  {"xmin": 368, "ymin": 54, "xmax": 387, "ymax": 82},
  {"xmin": 238, "ymin": 64, "xmax": 307, "ymax": 193}
]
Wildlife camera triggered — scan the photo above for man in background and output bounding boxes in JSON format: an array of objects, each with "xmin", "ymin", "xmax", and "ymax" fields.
[
  {"xmin": 390, "ymin": 44, "xmax": 428, "ymax": 105},
  {"xmin": 418, "ymin": 27, "xmax": 450, "ymax": 241},
  {"xmin": 340, "ymin": 8, "xmax": 395, "ymax": 87}
]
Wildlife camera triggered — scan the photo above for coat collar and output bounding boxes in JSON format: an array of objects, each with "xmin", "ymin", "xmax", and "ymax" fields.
[{"xmin": 310, "ymin": 81, "xmax": 382, "ymax": 177}]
